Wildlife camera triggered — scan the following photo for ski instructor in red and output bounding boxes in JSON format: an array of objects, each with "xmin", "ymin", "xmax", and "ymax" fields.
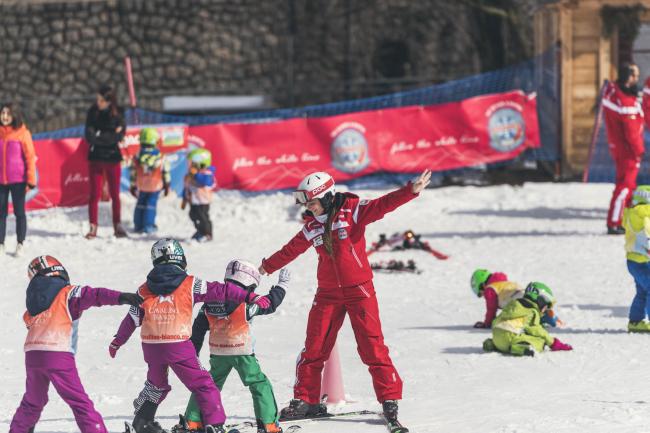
[
  {"xmin": 603, "ymin": 62, "xmax": 644, "ymax": 235},
  {"xmin": 258, "ymin": 169, "xmax": 431, "ymax": 433}
]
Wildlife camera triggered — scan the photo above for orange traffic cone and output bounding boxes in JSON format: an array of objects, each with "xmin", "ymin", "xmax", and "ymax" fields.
[{"xmin": 321, "ymin": 342, "xmax": 346, "ymax": 404}]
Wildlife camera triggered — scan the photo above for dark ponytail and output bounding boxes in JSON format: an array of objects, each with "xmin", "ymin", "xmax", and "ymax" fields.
[{"xmin": 98, "ymin": 83, "xmax": 120, "ymax": 118}]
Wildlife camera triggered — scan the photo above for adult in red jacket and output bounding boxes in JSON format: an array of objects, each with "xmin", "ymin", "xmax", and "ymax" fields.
[
  {"xmin": 603, "ymin": 62, "xmax": 644, "ymax": 234},
  {"xmin": 259, "ymin": 169, "xmax": 431, "ymax": 430}
]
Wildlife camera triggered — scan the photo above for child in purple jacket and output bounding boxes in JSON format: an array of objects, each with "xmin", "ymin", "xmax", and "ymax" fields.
[
  {"xmin": 108, "ymin": 239, "xmax": 271, "ymax": 433},
  {"xmin": 9, "ymin": 255, "xmax": 143, "ymax": 433}
]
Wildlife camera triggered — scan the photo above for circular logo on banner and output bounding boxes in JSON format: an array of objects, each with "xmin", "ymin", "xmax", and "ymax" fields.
[
  {"xmin": 330, "ymin": 127, "xmax": 370, "ymax": 173},
  {"xmin": 488, "ymin": 108, "xmax": 526, "ymax": 152}
]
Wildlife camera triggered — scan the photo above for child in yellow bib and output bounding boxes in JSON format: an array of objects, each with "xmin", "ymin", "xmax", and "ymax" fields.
[
  {"xmin": 623, "ymin": 185, "xmax": 650, "ymax": 333},
  {"xmin": 483, "ymin": 282, "xmax": 572, "ymax": 356}
]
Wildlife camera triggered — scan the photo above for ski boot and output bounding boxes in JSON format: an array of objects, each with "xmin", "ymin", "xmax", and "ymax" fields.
[
  {"xmin": 131, "ymin": 418, "xmax": 168, "ymax": 433},
  {"xmin": 256, "ymin": 419, "xmax": 282, "ymax": 433},
  {"xmin": 279, "ymin": 399, "xmax": 327, "ymax": 421},
  {"xmin": 382, "ymin": 400, "xmax": 409, "ymax": 433},
  {"xmin": 482, "ymin": 338, "xmax": 496, "ymax": 352},
  {"xmin": 171, "ymin": 415, "xmax": 203, "ymax": 433},
  {"xmin": 628, "ymin": 320, "xmax": 650, "ymax": 333},
  {"xmin": 132, "ymin": 401, "xmax": 168, "ymax": 433},
  {"xmin": 114, "ymin": 223, "xmax": 128, "ymax": 238},
  {"xmin": 205, "ymin": 425, "xmax": 239, "ymax": 433}
]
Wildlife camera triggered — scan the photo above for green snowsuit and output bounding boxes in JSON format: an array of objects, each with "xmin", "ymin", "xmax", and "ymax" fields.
[
  {"xmin": 185, "ymin": 285, "xmax": 285, "ymax": 425},
  {"xmin": 491, "ymin": 298, "xmax": 555, "ymax": 356}
]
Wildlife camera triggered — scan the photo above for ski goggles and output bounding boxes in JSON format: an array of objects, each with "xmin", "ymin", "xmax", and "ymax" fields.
[{"xmin": 293, "ymin": 178, "xmax": 335, "ymax": 204}]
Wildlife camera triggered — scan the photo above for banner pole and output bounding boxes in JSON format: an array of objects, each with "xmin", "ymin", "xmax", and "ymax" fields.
[
  {"xmin": 582, "ymin": 80, "xmax": 608, "ymax": 183},
  {"xmin": 124, "ymin": 56, "xmax": 138, "ymax": 124}
]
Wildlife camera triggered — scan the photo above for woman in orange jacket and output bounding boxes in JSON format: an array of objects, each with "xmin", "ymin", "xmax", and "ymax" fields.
[{"xmin": 0, "ymin": 102, "xmax": 36, "ymax": 256}]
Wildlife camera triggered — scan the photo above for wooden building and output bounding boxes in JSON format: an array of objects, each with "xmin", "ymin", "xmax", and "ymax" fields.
[{"xmin": 535, "ymin": 0, "xmax": 650, "ymax": 176}]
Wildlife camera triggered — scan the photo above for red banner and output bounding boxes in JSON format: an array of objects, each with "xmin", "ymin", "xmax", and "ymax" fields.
[
  {"xmin": 25, "ymin": 90, "xmax": 539, "ymax": 210},
  {"xmin": 190, "ymin": 90, "xmax": 540, "ymax": 190}
]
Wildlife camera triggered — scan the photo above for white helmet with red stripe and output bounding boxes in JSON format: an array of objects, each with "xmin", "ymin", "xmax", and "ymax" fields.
[{"xmin": 293, "ymin": 172, "xmax": 336, "ymax": 204}]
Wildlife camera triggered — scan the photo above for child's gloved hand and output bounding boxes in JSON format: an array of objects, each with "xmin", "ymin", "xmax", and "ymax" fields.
[
  {"xmin": 473, "ymin": 321, "xmax": 489, "ymax": 328},
  {"xmin": 276, "ymin": 268, "xmax": 290, "ymax": 289},
  {"xmin": 118, "ymin": 293, "xmax": 144, "ymax": 306},
  {"xmin": 129, "ymin": 186, "xmax": 138, "ymax": 198},
  {"xmin": 248, "ymin": 293, "xmax": 271, "ymax": 309},
  {"xmin": 108, "ymin": 339, "xmax": 121, "ymax": 358},
  {"xmin": 164, "ymin": 185, "xmax": 170, "ymax": 197},
  {"xmin": 550, "ymin": 338, "xmax": 572, "ymax": 351}
]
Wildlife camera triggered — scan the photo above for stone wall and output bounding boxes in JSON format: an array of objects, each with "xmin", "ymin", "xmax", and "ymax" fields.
[{"xmin": 0, "ymin": 0, "xmax": 535, "ymax": 132}]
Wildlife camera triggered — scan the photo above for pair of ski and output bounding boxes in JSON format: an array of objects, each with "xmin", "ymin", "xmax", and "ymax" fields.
[
  {"xmin": 135, "ymin": 410, "xmax": 409, "ymax": 433},
  {"xmin": 278, "ymin": 410, "xmax": 410, "ymax": 433},
  {"xmin": 366, "ymin": 236, "xmax": 448, "ymax": 260}
]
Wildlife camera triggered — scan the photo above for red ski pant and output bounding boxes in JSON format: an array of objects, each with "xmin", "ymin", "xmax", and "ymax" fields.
[
  {"xmin": 293, "ymin": 281, "xmax": 403, "ymax": 404},
  {"xmin": 607, "ymin": 156, "xmax": 640, "ymax": 227},
  {"xmin": 88, "ymin": 160, "xmax": 122, "ymax": 225}
]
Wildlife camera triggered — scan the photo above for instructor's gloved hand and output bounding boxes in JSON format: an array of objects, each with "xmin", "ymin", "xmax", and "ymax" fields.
[
  {"xmin": 276, "ymin": 268, "xmax": 290, "ymax": 289},
  {"xmin": 109, "ymin": 338, "xmax": 121, "ymax": 358},
  {"xmin": 118, "ymin": 293, "xmax": 144, "ymax": 307},
  {"xmin": 473, "ymin": 321, "xmax": 489, "ymax": 329},
  {"xmin": 129, "ymin": 186, "xmax": 138, "ymax": 198},
  {"xmin": 246, "ymin": 292, "xmax": 271, "ymax": 309},
  {"xmin": 549, "ymin": 338, "xmax": 572, "ymax": 351}
]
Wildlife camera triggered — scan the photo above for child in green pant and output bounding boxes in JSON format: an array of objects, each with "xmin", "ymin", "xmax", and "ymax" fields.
[
  {"xmin": 180, "ymin": 260, "xmax": 288, "ymax": 433},
  {"xmin": 483, "ymin": 282, "xmax": 573, "ymax": 356}
]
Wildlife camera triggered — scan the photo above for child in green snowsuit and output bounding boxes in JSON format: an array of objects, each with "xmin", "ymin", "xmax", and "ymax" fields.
[
  {"xmin": 484, "ymin": 282, "xmax": 573, "ymax": 356},
  {"xmin": 181, "ymin": 260, "xmax": 288, "ymax": 433}
]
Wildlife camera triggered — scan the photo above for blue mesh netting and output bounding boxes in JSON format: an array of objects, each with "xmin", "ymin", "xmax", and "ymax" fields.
[
  {"xmin": 33, "ymin": 48, "xmax": 560, "ymax": 189},
  {"xmin": 586, "ymin": 81, "xmax": 650, "ymax": 183}
]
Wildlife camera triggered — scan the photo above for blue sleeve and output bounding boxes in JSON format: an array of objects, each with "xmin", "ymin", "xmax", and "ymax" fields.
[{"xmin": 194, "ymin": 172, "xmax": 215, "ymax": 188}]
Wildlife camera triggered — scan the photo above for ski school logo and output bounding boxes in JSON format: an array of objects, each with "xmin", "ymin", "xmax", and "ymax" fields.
[
  {"xmin": 330, "ymin": 122, "xmax": 370, "ymax": 173},
  {"xmin": 487, "ymin": 107, "xmax": 526, "ymax": 152}
]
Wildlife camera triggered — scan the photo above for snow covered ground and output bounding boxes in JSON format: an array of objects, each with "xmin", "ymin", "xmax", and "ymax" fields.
[{"xmin": 0, "ymin": 181, "xmax": 646, "ymax": 433}]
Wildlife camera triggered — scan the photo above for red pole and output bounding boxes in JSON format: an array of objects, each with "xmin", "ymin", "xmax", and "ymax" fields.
[{"xmin": 124, "ymin": 56, "xmax": 137, "ymax": 108}]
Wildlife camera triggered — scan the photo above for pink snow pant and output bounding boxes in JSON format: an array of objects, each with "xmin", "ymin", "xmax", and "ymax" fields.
[
  {"xmin": 137, "ymin": 342, "xmax": 226, "ymax": 425},
  {"xmin": 88, "ymin": 160, "xmax": 122, "ymax": 225},
  {"xmin": 9, "ymin": 351, "xmax": 107, "ymax": 433}
]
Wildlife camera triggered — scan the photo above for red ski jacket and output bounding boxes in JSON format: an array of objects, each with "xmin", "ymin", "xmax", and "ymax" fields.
[
  {"xmin": 262, "ymin": 184, "xmax": 418, "ymax": 290},
  {"xmin": 603, "ymin": 81, "xmax": 644, "ymax": 160}
]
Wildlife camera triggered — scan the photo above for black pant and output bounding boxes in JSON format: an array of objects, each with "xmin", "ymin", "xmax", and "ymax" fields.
[
  {"xmin": 189, "ymin": 204, "xmax": 212, "ymax": 237},
  {"xmin": 0, "ymin": 182, "xmax": 27, "ymax": 244}
]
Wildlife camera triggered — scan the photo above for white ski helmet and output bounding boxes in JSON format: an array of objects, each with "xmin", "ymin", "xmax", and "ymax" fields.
[
  {"xmin": 151, "ymin": 238, "xmax": 187, "ymax": 269},
  {"xmin": 293, "ymin": 171, "xmax": 336, "ymax": 204},
  {"xmin": 224, "ymin": 259, "xmax": 261, "ymax": 289}
]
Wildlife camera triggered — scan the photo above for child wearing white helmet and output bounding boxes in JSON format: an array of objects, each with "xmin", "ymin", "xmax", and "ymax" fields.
[
  {"xmin": 623, "ymin": 185, "xmax": 650, "ymax": 332},
  {"xmin": 177, "ymin": 260, "xmax": 289, "ymax": 433},
  {"xmin": 260, "ymin": 169, "xmax": 432, "ymax": 432}
]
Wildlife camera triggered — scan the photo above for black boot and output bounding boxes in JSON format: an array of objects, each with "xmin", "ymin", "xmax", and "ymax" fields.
[
  {"xmin": 279, "ymin": 399, "xmax": 327, "ymax": 420},
  {"xmin": 382, "ymin": 400, "xmax": 409, "ymax": 432},
  {"xmin": 382, "ymin": 400, "xmax": 399, "ymax": 423},
  {"xmin": 133, "ymin": 401, "xmax": 168, "ymax": 433},
  {"xmin": 205, "ymin": 425, "xmax": 240, "ymax": 433}
]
